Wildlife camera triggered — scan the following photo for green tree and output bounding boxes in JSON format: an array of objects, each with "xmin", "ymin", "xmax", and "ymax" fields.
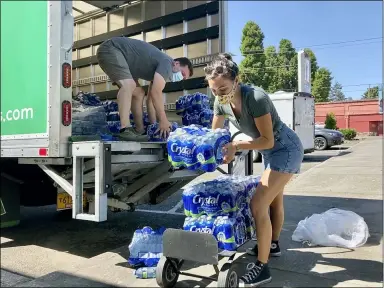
[
  {"xmin": 325, "ymin": 112, "xmax": 337, "ymax": 130},
  {"xmin": 303, "ymin": 48, "xmax": 318, "ymax": 83},
  {"xmin": 275, "ymin": 39, "xmax": 297, "ymax": 92},
  {"xmin": 312, "ymin": 68, "xmax": 333, "ymax": 102},
  {"xmin": 362, "ymin": 86, "xmax": 379, "ymax": 99},
  {"xmin": 329, "ymin": 81, "xmax": 346, "ymax": 102},
  {"xmin": 239, "ymin": 21, "xmax": 266, "ymax": 88},
  {"xmin": 263, "ymin": 46, "xmax": 279, "ymax": 92}
]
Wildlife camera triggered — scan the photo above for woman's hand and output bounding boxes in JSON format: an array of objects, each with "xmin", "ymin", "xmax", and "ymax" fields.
[{"xmin": 222, "ymin": 142, "xmax": 237, "ymax": 164}]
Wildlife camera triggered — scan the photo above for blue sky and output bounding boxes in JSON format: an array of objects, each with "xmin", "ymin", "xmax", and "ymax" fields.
[{"xmin": 227, "ymin": 1, "xmax": 383, "ymax": 99}]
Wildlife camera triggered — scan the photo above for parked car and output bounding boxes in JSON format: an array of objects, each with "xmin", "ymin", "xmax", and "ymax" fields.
[{"xmin": 314, "ymin": 128, "xmax": 344, "ymax": 150}]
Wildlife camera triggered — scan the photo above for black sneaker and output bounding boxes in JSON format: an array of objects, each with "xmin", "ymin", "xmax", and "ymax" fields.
[
  {"xmin": 239, "ymin": 261, "xmax": 272, "ymax": 287},
  {"xmin": 246, "ymin": 241, "xmax": 281, "ymax": 257}
]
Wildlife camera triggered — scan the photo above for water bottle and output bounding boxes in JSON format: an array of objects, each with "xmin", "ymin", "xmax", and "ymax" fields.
[
  {"xmin": 235, "ymin": 213, "xmax": 247, "ymax": 246},
  {"xmin": 183, "ymin": 216, "xmax": 192, "ymax": 230},
  {"xmin": 134, "ymin": 267, "xmax": 156, "ymax": 279},
  {"xmin": 214, "ymin": 129, "xmax": 231, "ymax": 165},
  {"xmin": 196, "ymin": 215, "xmax": 207, "ymax": 233},
  {"xmin": 189, "ymin": 183, "xmax": 206, "ymax": 218},
  {"xmin": 183, "ymin": 135, "xmax": 199, "ymax": 170}
]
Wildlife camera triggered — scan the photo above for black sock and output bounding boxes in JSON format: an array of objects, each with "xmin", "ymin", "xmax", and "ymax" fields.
[
  {"xmin": 256, "ymin": 260, "xmax": 266, "ymax": 266},
  {"xmin": 119, "ymin": 127, "xmax": 126, "ymax": 133}
]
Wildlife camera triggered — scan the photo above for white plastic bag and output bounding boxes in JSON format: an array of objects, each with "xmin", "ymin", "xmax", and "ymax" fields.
[{"xmin": 292, "ymin": 208, "xmax": 370, "ymax": 248}]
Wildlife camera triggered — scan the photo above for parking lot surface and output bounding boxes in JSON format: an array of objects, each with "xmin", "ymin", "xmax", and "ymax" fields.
[{"xmin": 1, "ymin": 138, "xmax": 382, "ymax": 287}]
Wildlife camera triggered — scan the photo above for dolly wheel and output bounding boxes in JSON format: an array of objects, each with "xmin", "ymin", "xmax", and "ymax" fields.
[
  {"xmin": 156, "ymin": 256, "xmax": 179, "ymax": 288},
  {"xmin": 217, "ymin": 263, "xmax": 238, "ymax": 288}
]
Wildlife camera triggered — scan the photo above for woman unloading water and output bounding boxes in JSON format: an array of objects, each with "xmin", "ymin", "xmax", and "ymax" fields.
[{"xmin": 205, "ymin": 53, "xmax": 304, "ymax": 287}]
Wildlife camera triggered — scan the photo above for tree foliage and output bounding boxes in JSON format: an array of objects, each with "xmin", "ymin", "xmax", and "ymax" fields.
[
  {"xmin": 312, "ymin": 68, "xmax": 333, "ymax": 102},
  {"xmin": 362, "ymin": 86, "xmax": 379, "ymax": 99},
  {"xmin": 237, "ymin": 21, "xmax": 333, "ymax": 95},
  {"xmin": 325, "ymin": 112, "xmax": 337, "ymax": 130},
  {"xmin": 275, "ymin": 39, "xmax": 297, "ymax": 92},
  {"xmin": 263, "ymin": 46, "xmax": 279, "ymax": 92},
  {"xmin": 329, "ymin": 81, "xmax": 346, "ymax": 102},
  {"xmin": 239, "ymin": 21, "xmax": 266, "ymax": 88}
]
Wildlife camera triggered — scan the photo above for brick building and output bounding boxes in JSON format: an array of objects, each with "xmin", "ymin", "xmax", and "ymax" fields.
[{"xmin": 315, "ymin": 99, "xmax": 383, "ymax": 135}]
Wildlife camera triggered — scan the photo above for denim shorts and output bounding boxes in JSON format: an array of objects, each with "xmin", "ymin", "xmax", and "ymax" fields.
[{"xmin": 261, "ymin": 123, "xmax": 304, "ymax": 174}]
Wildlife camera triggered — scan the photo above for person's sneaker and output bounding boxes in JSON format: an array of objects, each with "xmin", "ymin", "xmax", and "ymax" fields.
[
  {"xmin": 118, "ymin": 127, "xmax": 148, "ymax": 142},
  {"xmin": 239, "ymin": 261, "xmax": 272, "ymax": 287},
  {"xmin": 246, "ymin": 241, "xmax": 281, "ymax": 257}
]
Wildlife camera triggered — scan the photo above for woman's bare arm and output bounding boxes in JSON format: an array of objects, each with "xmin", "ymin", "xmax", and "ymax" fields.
[{"xmin": 234, "ymin": 113, "xmax": 274, "ymax": 150}]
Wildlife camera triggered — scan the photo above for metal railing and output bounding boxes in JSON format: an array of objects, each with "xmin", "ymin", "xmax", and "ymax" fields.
[{"xmin": 72, "ymin": 54, "xmax": 218, "ymax": 87}]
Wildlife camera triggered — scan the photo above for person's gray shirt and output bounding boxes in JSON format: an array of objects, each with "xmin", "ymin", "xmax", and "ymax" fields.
[
  {"xmin": 110, "ymin": 37, "xmax": 173, "ymax": 82},
  {"xmin": 214, "ymin": 84, "xmax": 282, "ymax": 139}
]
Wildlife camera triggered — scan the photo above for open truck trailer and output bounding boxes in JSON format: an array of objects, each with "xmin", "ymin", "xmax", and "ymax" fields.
[{"xmin": 0, "ymin": 0, "xmax": 229, "ymax": 226}]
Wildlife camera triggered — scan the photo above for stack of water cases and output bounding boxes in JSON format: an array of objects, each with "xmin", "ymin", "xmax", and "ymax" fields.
[
  {"xmin": 182, "ymin": 175, "xmax": 260, "ymax": 251},
  {"xmin": 72, "ymin": 92, "xmax": 109, "ymax": 136},
  {"xmin": 147, "ymin": 122, "xmax": 179, "ymax": 142},
  {"xmin": 102, "ymin": 100, "xmax": 152, "ymax": 135},
  {"xmin": 102, "ymin": 100, "xmax": 120, "ymax": 134},
  {"xmin": 175, "ymin": 93, "xmax": 213, "ymax": 128},
  {"xmin": 167, "ymin": 125, "xmax": 231, "ymax": 172}
]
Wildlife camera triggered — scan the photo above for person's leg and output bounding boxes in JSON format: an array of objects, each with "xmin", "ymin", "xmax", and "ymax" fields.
[
  {"xmin": 253, "ymin": 169, "xmax": 291, "ymax": 263},
  {"xmin": 115, "ymin": 80, "xmax": 148, "ymax": 142},
  {"xmin": 96, "ymin": 43, "xmax": 147, "ymax": 141},
  {"xmin": 270, "ymin": 189, "xmax": 284, "ymax": 242},
  {"xmin": 239, "ymin": 169, "xmax": 292, "ymax": 287},
  {"xmin": 247, "ymin": 188, "xmax": 284, "ymax": 257},
  {"xmin": 131, "ymin": 80, "xmax": 146, "ymax": 134},
  {"xmin": 115, "ymin": 79, "xmax": 136, "ymax": 130}
]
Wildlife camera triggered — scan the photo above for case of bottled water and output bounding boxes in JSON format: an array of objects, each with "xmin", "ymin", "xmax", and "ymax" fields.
[
  {"xmin": 175, "ymin": 92, "xmax": 210, "ymax": 115},
  {"xmin": 129, "ymin": 112, "xmax": 151, "ymax": 132},
  {"xmin": 147, "ymin": 122, "xmax": 179, "ymax": 142},
  {"xmin": 72, "ymin": 92, "xmax": 110, "ymax": 137},
  {"xmin": 175, "ymin": 92, "xmax": 214, "ymax": 128},
  {"xmin": 167, "ymin": 125, "xmax": 231, "ymax": 172},
  {"xmin": 181, "ymin": 176, "xmax": 260, "ymax": 251},
  {"xmin": 128, "ymin": 226, "xmax": 166, "ymax": 268}
]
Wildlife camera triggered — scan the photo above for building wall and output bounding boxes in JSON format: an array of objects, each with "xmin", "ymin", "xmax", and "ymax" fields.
[
  {"xmin": 71, "ymin": 0, "xmax": 221, "ymax": 103},
  {"xmin": 315, "ymin": 100, "xmax": 383, "ymax": 135}
]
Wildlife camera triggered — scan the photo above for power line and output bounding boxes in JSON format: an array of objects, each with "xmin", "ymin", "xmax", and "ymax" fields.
[{"xmin": 242, "ymin": 36, "xmax": 383, "ymax": 55}]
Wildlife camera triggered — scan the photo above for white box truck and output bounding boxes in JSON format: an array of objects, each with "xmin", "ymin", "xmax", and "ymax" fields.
[{"xmin": 0, "ymin": 0, "xmax": 228, "ymax": 226}]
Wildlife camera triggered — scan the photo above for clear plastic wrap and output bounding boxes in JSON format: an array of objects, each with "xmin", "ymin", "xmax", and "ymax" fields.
[{"xmin": 292, "ymin": 208, "xmax": 370, "ymax": 248}]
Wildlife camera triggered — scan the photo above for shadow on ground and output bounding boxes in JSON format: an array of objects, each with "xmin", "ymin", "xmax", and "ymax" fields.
[
  {"xmin": 1, "ymin": 194, "xmax": 382, "ymax": 288},
  {"xmin": 1, "ymin": 268, "xmax": 114, "ymax": 287},
  {"xmin": 303, "ymin": 150, "xmax": 351, "ymax": 162},
  {"xmin": 1, "ymin": 195, "xmax": 381, "ymax": 256}
]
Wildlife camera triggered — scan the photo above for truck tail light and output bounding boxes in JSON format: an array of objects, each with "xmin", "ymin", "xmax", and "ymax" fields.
[
  {"xmin": 62, "ymin": 63, "xmax": 71, "ymax": 88},
  {"xmin": 62, "ymin": 100, "xmax": 71, "ymax": 126},
  {"xmin": 39, "ymin": 148, "xmax": 48, "ymax": 156}
]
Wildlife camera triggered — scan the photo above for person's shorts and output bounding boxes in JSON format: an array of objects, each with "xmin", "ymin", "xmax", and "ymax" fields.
[
  {"xmin": 96, "ymin": 39, "xmax": 133, "ymax": 83},
  {"xmin": 261, "ymin": 123, "xmax": 304, "ymax": 174}
]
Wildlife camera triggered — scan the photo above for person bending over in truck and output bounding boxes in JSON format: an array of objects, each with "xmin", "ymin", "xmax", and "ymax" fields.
[
  {"xmin": 97, "ymin": 37, "xmax": 193, "ymax": 141},
  {"xmin": 205, "ymin": 53, "xmax": 304, "ymax": 287}
]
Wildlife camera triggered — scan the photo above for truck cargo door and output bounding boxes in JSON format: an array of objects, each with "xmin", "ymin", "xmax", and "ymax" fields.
[{"xmin": 294, "ymin": 96, "xmax": 315, "ymax": 152}]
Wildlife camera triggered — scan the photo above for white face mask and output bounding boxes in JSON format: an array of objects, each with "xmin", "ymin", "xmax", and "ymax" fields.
[{"xmin": 172, "ymin": 71, "xmax": 184, "ymax": 82}]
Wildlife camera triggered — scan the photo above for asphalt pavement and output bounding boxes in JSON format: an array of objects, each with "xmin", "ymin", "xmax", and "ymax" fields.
[{"xmin": 1, "ymin": 137, "xmax": 382, "ymax": 287}]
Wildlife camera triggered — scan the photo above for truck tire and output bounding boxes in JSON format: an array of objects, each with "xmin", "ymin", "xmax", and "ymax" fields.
[{"xmin": 1, "ymin": 174, "xmax": 21, "ymax": 228}]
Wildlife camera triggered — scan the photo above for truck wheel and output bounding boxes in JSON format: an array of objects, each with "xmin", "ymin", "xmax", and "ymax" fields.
[{"xmin": 314, "ymin": 136, "xmax": 328, "ymax": 151}]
